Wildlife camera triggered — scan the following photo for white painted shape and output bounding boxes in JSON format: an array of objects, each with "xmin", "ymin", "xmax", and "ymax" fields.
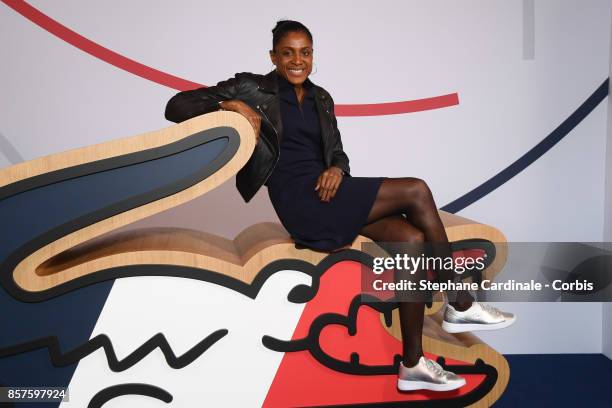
[{"xmin": 62, "ymin": 270, "xmax": 310, "ymax": 407}]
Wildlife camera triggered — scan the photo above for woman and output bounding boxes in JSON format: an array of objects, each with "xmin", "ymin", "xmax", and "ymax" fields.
[{"xmin": 165, "ymin": 20, "xmax": 514, "ymax": 392}]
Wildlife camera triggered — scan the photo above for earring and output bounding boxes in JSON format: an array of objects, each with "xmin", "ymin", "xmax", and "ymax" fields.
[{"xmin": 311, "ymin": 63, "xmax": 317, "ymax": 75}]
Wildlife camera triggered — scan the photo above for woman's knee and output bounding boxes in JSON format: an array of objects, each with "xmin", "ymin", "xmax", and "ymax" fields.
[
  {"xmin": 409, "ymin": 177, "xmax": 432, "ymax": 197},
  {"xmin": 401, "ymin": 178, "xmax": 434, "ymax": 208}
]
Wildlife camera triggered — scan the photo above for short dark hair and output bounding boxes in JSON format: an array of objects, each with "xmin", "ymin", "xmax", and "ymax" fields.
[{"xmin": 271, "ymin": 20, "xmax": 313, "ymax": 50}]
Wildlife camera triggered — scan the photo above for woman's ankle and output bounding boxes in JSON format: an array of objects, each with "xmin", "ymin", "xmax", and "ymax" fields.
[
  {"xmin": 402, "ymin": 353, "xmax": 423, "ymax": 368},
  {"xmin": 450, "ymin": 291, "xmax": 474, "ymax": 311}
]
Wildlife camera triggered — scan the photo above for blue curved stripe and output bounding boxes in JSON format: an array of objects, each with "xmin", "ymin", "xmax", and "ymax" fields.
[
  {"xmin": 442, "ymin": 78, "xmax": 609, "ymax": 214},
  {"xmin": 0, "ymin": 138, "xmax": 228, "ymax": 269}
]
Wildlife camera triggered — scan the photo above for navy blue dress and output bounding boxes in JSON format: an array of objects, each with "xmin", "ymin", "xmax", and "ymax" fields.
[{"xmin": 266, "ymin": 75, "xmax": 384, "ymax": 251}]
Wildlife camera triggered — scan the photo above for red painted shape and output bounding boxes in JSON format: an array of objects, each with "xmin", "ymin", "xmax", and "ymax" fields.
[
  {"xmin": 2, "ymin": 0, "xmax": 460, "ymax": 116},
  {"xmin": 335, "ymin": 93, "xmax": 460, "ymax": 117},
  {"xmin": 263, "ymin": 260, "xmax": 487, "ymax": 407}
]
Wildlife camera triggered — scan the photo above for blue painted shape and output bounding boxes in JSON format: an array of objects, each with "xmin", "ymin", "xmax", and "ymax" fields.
[
  {"xmin": 497, "ymin": 354, "xmax": 612, "ymax": 407},
  {"xmin": 0, "ymin": 137, "xmax": 228, "ymax": 267},
  {"xmin": 0, "ymin": 136, "xmax": 229, "ymax": 402},
  {"xmin": 0, "ymin": 285, "xmax": 112, "ymax": 408}
]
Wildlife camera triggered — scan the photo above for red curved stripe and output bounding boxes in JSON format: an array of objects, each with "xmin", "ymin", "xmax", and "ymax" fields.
[
  {"xmin": 335, "ymin": 93, "xmax": 459, "ymax": 116},
  {"xmin": 2, "ymin": 0, "xmax": 459, "ymax": 116},
  {"xmin": 2, "ymin": 0, "xmax": 200, "ymax": 90}
]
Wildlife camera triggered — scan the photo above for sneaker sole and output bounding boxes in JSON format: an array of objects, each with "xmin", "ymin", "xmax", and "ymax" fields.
[
  {"xmin": 441, "ymin": 315, "xmax": 516, "ymax": 334},
  {"xmin": 397, "ymin": 378, "xmax": 467, "ymax": 392}
]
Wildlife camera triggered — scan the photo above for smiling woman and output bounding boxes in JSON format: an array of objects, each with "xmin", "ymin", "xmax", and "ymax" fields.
[
  {"xmin": 270, "ymin": 26, "xmax": 313, "ymax": 88},
  {"xmin": 165, "ymin": 20, "xmax": 386, "ymax": 254},
  {"xmin": 163, "ymin": 19, "xmax": 516, "ymax": 394}
]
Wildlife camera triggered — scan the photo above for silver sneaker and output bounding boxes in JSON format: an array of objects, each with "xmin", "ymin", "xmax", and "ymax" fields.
[
  {"xmin": 442, "ymin": 302, "xmax": 516, "ymax": 333},
  {"xmin": 397, "ymin": 356, "xmax": 466, "ymax": 392}
]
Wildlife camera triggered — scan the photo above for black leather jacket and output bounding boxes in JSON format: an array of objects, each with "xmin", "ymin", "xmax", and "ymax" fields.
[{"xmin": 164, "ymin": 70, "xmax": 351, "ymax": 202}]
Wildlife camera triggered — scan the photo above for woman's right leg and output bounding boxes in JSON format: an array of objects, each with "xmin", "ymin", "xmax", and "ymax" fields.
[
  {"xmin": 360, "ymin": 215, "xmax": 426, "ymax": 367},
  {"xmin": 360, "ymin": 214, "xmax": 467, "ymax": 392}
]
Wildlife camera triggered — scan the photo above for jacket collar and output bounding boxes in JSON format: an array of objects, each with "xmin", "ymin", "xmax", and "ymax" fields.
[
  {"xmin": 257, "ymin": 70, "xmax": 279, "ymax": 94},
  {"xmin": 259, "ymin": 70, "xmax": 321, "ymax": 99}
]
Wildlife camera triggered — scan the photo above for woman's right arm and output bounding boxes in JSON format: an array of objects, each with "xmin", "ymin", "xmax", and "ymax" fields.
[
  {"xmin": 165, "ymin": 75, "xmax": 242, "ymax": 123},
  {"xmin": 164, "ymin": 74, "xmax": 260, "ymax": 142}
]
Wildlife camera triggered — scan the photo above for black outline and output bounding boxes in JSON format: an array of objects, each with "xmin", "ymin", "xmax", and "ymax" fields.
[
  {"xmin": 449, "ymin": 239, "xmax": 496, "ymax": 285},
  {"xmin": 0, "ymin": 239, "xmax": 495, "ymax": 303},
  {"xmin": 0, "ymin": 241, "xmax": 495, "ymax": 363},
  {"xmin": 264, "ymin": 294, "xmax": 402, "ymax": 376},
  {"xmin": 0, "ymin": 241, "xmax": 501, "ymax": 407},
  {"xmin": 297, "ymin": 356, "xmax": 496, "ymax": 407},
  {"xmin": 0, "ymin": 127, "xmax": 240, "ymax": 302},
  {"xmin": 0, "ymin": 329, "xmax": 228, "ymax": 372},
  {"xmin": 0, "ymin": 251, "xmax": 369, "ymax": 372},
  {"xmin": 262, "ymin": 295, "xmax": 497, "ymax": 407},
  {"xmin": 88, "ymin": 383, "xmax": 172, "ymax": 408},
  {"xmin": 0, "ymin": 127, "xmax": 237, "ymax": 200}
]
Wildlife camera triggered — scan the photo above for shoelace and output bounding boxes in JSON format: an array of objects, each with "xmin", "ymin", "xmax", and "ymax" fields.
[
  {"xmin": 479, "ymin": 302, "xmax": 502, "ymax": 317},
  {"xmin": 425, "ymin": 358, "xmax": 445, "ymax": 376}
]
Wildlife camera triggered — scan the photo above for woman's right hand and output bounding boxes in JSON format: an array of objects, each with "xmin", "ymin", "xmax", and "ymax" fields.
[{"xmin": 219, "ymin": 100, "xmax": 261, "ymax": 144}]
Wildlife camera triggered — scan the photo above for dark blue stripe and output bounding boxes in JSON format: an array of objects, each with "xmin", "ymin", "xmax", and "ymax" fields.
[{"xmin": 442, "ymin": 78, "xmax": 609, "ymax": 214}]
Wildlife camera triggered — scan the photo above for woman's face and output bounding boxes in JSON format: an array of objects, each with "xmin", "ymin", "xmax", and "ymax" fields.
[{"xmin": 270, "ymin": 31, "xmax": 313, "ymax": 86}]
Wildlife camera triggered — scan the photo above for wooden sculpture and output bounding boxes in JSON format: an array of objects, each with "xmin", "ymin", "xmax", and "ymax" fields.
[{"xmin": 0, "ymin": 112, "xmax": 508, "ymax": 407}]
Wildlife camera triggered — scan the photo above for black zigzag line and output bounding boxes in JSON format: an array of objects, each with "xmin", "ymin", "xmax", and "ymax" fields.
[
  {"xmin": 0, "ymin": 249, "xmax": 369, "ymax": 374},
  {"xmin": 0, "ymin": 329, "xmax": 228, "ymax": 372},
  {"xmin": 0, "ymin": 249, "xmax": 367, "ymax": 370}
]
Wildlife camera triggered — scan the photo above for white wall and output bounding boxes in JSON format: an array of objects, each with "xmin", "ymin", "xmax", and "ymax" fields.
[{"xmin": 1, "ymin": 0, "xmax": 611, "ymax": 354}]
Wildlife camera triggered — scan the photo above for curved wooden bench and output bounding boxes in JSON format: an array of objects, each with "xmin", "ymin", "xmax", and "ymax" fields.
[
  {"xmin": 34, "ymin": 214, "xmax": 506, "ymax": 299},
  {"xmin": 33, "ymin": 215, "xmax": 509, "ymax": 408}
]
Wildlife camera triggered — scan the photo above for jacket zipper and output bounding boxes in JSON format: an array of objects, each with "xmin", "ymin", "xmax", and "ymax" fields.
[
  {"xmin": 255, "ymin": 105, "xmax": 281, "ymax": 186},
  {"xmin": 324, "ymin": 104, "xmax": 335, "ymax": 168}
]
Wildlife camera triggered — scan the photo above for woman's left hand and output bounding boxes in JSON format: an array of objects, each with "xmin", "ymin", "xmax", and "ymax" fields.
[{"xmin": 315, "ymin": 166, "xmax": 343, "ymax": 202}]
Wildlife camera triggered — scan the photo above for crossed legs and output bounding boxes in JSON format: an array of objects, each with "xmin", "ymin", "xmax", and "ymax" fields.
[{"xmin": 359, "ymin": 177, "xmax": 473, "ymax": 366}]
